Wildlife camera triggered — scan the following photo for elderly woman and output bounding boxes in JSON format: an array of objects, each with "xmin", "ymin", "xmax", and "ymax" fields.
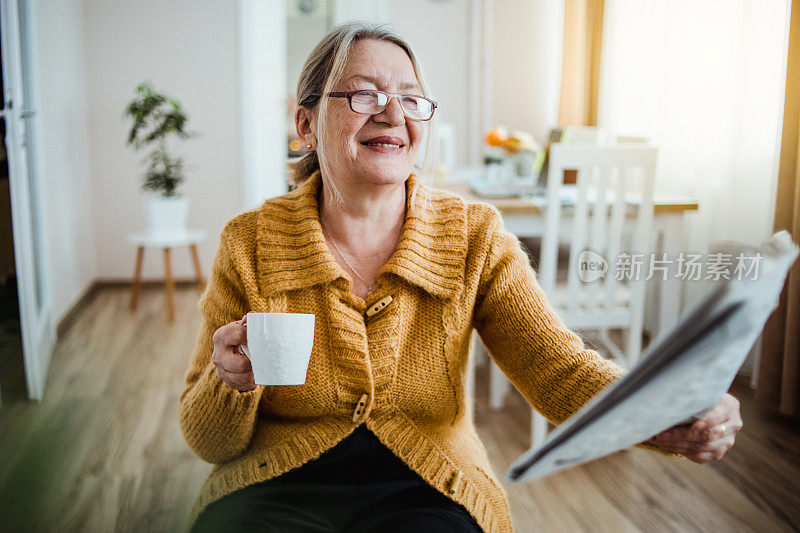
[{"xmin": 179, "ymin": 21, "xmax": 742, "ymax": 533}]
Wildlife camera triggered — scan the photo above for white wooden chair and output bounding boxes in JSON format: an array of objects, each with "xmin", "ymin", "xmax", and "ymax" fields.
[
  {"xmin": 488, "ymin": 144, "xmax": 658, "ymax": 448},
  {"xmin": 615, "ymin": 134, "xmax": 650, "ymax": 144},
  {"xmin": 562, "ymin": 125, "xmax": 608, "ymax": 144}
]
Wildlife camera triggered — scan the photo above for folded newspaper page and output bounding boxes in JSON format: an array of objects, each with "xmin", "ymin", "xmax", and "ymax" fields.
[{"xmin": 505, "ymin": 231, "xmax": 799, "ymax": 483}]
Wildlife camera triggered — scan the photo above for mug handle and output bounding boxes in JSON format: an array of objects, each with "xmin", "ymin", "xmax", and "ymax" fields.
[
  {"xmin": 238, "ymin": 313, "xmax": 250, "ymax": 359},
  {"xmin": 239, "ymin": 343, "xmax": 251, "ymax": 359}
]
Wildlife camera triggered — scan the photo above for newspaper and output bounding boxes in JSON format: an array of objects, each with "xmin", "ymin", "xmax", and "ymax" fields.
[{"xmin": 505, "ymin": 231, "xmax": 799, "ymax": 483}]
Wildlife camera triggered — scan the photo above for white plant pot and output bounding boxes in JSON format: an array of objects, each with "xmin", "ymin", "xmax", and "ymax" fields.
[{"xmin": 146, "ymin": 194, "xmax": 189, "ymax": 236}]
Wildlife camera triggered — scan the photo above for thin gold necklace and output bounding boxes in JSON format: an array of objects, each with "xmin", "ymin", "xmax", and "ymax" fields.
[{"xmin": 320, "ymin": 220, "xmax": 377, "ymax": 292}]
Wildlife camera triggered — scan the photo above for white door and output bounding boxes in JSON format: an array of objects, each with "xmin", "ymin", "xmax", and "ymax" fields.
[{"xmin": 0, "ymin": 0, "xmax": 55, "ymax": 402}]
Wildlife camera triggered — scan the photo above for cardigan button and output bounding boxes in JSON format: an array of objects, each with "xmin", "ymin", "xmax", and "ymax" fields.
[
  {"xmin": 352, "ymin": 393, "xmax": 369, "ymax": 422},
  {"xmin": 365, "ymin": 295, "xmax": 393, "ymax": 317},
  {"xmin": 447, "ymin": 470, "xmax": 463, "ymax": 495}
]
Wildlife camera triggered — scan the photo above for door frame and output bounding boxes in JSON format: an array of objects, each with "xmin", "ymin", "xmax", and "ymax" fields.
[{"xmin": 0, "ymin": 0, "xmax": 55, "ymax": 403}]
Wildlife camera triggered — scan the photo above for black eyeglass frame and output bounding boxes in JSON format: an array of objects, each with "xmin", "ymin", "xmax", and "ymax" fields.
[{"xmin": 323, "ymin": 90, "xmax": 438, "ymax": 121}]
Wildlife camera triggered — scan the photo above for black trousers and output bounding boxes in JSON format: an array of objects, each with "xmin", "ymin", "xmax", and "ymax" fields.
[{"xmin": 191, "ymin": 424, "xmax": 484, "ymax": 533}]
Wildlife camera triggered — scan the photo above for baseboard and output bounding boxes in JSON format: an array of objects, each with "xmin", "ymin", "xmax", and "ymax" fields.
[
  {"xmin": 94, "ymin": 278, "xmax": 203, "ymax": 288},
  {"xmin": 56, "ymin": 282, "xmax": 99, "ymax": 340},
  {"xmin": 55, "ymin": 279, "xmax": 202, "ymax": 339}
]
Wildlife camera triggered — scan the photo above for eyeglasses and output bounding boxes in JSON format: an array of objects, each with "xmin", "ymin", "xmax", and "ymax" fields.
[{"xmin": 325, "ymin": 90, "xmax": 437, "ymax": 121}]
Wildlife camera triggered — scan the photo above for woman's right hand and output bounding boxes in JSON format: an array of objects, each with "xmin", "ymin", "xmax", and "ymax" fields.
[{"xmin": 210, "ymin": 314, "xmax": 256, "ymax": 391}]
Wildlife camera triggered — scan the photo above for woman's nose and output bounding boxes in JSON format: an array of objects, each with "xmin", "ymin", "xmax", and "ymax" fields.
[{"xmin": 375, "ymin": 96, "xmax": 405, "ymax": 126}]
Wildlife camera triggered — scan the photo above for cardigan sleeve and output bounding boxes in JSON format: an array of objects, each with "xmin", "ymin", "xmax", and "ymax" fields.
[
  {"xmin": 471, "ymin": 207, "xmax": 683, "ymax": 459},
  {"xmin": 178, "ymin": 225, "xmax": 263, "ymax": 464}
]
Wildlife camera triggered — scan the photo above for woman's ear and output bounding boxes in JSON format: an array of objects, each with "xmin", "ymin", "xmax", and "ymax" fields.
[{"xmin": 295, "ymin": 106, "xmax": 317, "ymax": 149}]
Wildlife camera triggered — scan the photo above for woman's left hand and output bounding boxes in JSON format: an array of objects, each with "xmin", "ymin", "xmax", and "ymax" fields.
[{"xmin": 647, "ymin": 393, "xmax": 743, "ymax": 464}]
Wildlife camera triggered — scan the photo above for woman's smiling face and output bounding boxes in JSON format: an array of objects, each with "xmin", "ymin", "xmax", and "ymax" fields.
[{"xmin": 319, "ymin": 38, "xmax": 426, "ymax": 186}]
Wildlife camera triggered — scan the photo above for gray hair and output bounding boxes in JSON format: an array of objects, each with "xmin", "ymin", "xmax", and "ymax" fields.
[{"xmin": 289, "ymin": 20, "xmax": 438, "ymax": 210}]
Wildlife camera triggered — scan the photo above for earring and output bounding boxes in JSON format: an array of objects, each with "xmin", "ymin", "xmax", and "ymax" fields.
[{"xmin": 307, "ymin": 144, "xmax": 313, "ymax": 150}]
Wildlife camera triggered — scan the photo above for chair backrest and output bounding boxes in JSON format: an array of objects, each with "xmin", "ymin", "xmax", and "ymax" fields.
[
  {"xmin": 554, "ymin": 126, "xmax": 608, "ymax": 185},
  {"xmin": 615, "ymin": 134, "xmax": 651, "ymax": 144},
  {"xmin": 562, "ymin": 126, "xmax": 608, "ymax": 144},
  {"xmin": 539, "ymin": 144, "xmax": 658, "ymax": 362}
]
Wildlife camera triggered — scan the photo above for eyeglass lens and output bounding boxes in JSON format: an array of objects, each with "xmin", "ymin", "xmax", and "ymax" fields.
[{"xmin": 350, "ymin": 91, "xmax": 433, "ymax": 120}]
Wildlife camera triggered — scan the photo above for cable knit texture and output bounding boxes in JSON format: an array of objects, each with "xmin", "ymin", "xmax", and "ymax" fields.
[{"xmin": 178, "ymin": 169, "xmax": 683, "ymax": 533}]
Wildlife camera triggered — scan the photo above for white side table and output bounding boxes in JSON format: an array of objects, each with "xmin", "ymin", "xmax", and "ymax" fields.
[{"xmin": 128, "ymin": 229, "xmax": 207, "ymax": 322}]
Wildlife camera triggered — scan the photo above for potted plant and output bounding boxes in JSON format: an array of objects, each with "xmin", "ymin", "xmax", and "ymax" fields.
[{"xmin": 124, "ymin": 81, "xmax": 198, "ymax": 236}]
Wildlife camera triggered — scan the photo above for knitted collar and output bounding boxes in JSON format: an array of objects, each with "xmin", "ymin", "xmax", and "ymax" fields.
[{"xmin": 256, "ymin": 169, "xmax": 466, "ymax": 300}]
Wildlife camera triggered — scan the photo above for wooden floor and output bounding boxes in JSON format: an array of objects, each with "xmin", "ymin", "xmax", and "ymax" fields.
[{"xmin": 1, "ymin": 286, "xmax": 798, "ymax": 532}]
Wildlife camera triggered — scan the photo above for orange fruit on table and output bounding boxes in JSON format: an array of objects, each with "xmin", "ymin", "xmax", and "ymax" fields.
[{"xmin": 485, "ymin": 128, "xmax": 507, "ymax": 147}]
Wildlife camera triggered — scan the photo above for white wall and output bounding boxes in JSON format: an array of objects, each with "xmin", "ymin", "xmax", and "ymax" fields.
[
  {"xmin": 34, "ymin": 0, "xmax": 96, "ymax": 322},
  {"xmin": 491, "ymin": 0, "xmax": 564, "ymax": 146},
  {"xmin": 82, "ymin": 0, "xmax": 241, "ymax": 282},
  {"xmin": 287, "ymin": 3, "xmax": 328, "ymax": 95},
  {"xmin": 37, "ymin": 0, "xmax": 477, "ymax": 306},
  {"xmin": 388, "ymin": 0, "xmax": 472, "ymax": 166}
]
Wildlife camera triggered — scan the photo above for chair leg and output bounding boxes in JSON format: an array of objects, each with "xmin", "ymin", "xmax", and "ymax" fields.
[
  {"xmin": 623, "ymin": 326, "xmax": 642, "ymax": 368},
  {"xmin": 531, "ymin": 410, "xmax": 549, "ymax": 448},
  {"xmin": 599, "ymin": 328, "xmax": 628, "ymax": 368},
  {"xmin": 489, "ymin": 362, "xmax": 509, "ymax": 410},
  {"xmin": 189, "ymin": 243, "xmax": 205, "ymax": 291},
  {"xmin": 130, "ymin": 246, "xmax": 145, "ymax": 311},
  {"xmin": 749, "ymin": 334, "xmax": 762, "ymax": 389},
  {"xmin": 475, "ymin": 337, "xmax": 488, "ymax": 366},
  {"xmin": 467, "ymin": 330, "xmax": 478, "ymax": 422},
  {"xmin": 164, "ymin": 247, "xmax": 175, "ymax": 323}
]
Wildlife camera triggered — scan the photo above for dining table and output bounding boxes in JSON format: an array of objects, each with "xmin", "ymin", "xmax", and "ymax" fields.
[{"xmin": 434, "ymin": 172, "xmax": 700, "ymax": 340}]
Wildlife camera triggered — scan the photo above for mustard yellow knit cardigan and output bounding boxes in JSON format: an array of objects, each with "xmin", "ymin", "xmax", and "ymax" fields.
[{"xmin": 178, "ymin": 169, "xmax": 681, "ymax": 533}]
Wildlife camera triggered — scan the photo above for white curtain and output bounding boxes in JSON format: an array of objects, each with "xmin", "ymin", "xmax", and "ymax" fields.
[{"xmin": 598, "ymin": 0, "xmax": 791, "ymax": 255}]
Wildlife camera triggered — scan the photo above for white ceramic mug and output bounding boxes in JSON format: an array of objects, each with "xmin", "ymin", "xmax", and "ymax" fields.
[{"xmin": 239, "ymin": 312, "xmax": 315, "ymax": 385}]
